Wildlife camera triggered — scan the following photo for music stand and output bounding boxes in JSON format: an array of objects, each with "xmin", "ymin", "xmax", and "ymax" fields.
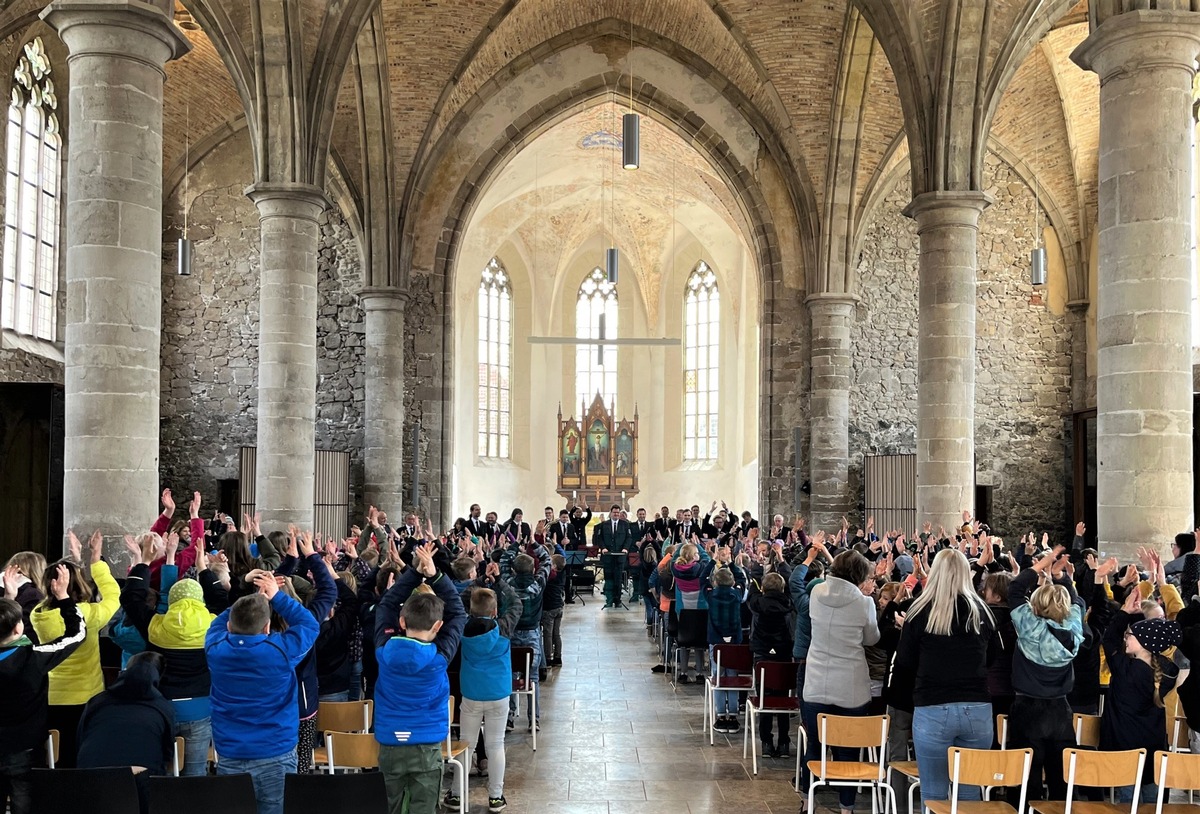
[
  {"xmin": 599, "ymin": 551, "xmax": 631, "ymax": 610},
  {"xmin": 563, "ymin": 549, "xmax": 588, "ymax": 606}
]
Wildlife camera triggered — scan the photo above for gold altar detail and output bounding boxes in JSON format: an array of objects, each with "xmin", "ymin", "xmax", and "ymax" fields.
[{"xmin": 557, "ymin": 394, "xmax": 638, "ymax": 506}]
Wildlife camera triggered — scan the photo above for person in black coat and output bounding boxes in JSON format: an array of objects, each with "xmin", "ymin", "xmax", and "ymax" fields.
[
  {"xmin": 77, "ymin": 651, "xmax": 175, "ymax": 814},
  {"xmin": 595, "ymin": 506, "xmax": 633, "ymax": 607}
]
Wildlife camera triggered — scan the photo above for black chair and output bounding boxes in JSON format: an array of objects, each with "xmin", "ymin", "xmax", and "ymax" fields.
[
  {"xmin": 283, "ymin": 771, "xmax": 389, "ymax": 814},
  {"xmin": 31, "ymin": 767, "xmax": 140, "ymax": 814},
  {"xmin": 147, "ymin": 773, "xmax": 258, "ymax": 814}
]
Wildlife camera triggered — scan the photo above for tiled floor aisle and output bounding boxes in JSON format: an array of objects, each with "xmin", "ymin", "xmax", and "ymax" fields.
[{"xmin": 473, "ymin": 600, "xmax": 847, "ymax": 814}]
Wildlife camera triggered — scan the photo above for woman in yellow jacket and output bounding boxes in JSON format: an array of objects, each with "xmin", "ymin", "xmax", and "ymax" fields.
[{"xmin": 30, "ymin": 529, "xmax": 120, "ymax": 767}]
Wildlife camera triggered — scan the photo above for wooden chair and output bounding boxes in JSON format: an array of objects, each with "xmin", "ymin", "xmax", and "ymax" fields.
[
  {"xmin": 1028, "ymin": 748, "xmax": 1146, "ymax": 814},
  {"xmin": 743, "ymin": 660, "xmax": 803, "ymax": 775},
  {"xmin": 1074, "ymin": 713, "xmax": 1101, "ymax": 748},
  {"xmin": 1165, "ymin": 694, "xmax": 1190, "ymax": 754},
  {"xmin": 313, "ymin": 700, "xmax": 373, "ymax": 766},
  {"xmin": 321, "ymin": 731, "xmax": 379, "ymax": 774},
  {"xmin": 171, "ymin": 736, "xmax": 184, "ymax": 777},
  {"xmin": 670, "ymin": 609, "xmax": 709, "ymax": 689},
  {"xmin": 45, "ymin": 729, "xmax": 59, "ymax": 769},
  {"xmin": 1145, "ymin": 750, "xmax": 1200, "ymax": 814},
  {"xmin": 884, "ymin": 759, "xmax": 921, "ymax": 814},
  {"xmin": 925, "ymin": 747, "xmax": 1032, "ymax": 814},
  {"xmin": 511, "ymin": 645, "xmax": 537, "ymax": 750},
  {"xmin": 442, "ymin": 697, "xmax": 470, "ymax": 814},
  {"xmin": 703, "ymin": 643, "xmax": 754, "ymax": 744},
  {"xmin": 804, "ymin": 714, "xmax": 896, "ymax": 814},
  {"xmin": 996, "ymin": 713, "xmax": 1009, "ymax": 749}
]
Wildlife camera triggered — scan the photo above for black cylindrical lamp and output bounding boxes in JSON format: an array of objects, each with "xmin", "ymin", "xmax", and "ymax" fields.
[
  {"xmin": 177, "ymin": 237, "xmax": 192, "ymax": 276},
  {"xmin": 622, "ymin": 112, "xmax": 639, "ymax": 170}
]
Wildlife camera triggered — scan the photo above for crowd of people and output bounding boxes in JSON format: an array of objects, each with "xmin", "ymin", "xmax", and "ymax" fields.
[{"xmin": 0, "ymin": 491, "xmax": 1197, "ymax": 814}]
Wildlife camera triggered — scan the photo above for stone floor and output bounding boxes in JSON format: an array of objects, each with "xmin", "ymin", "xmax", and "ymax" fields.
[{"xmin": 460, "ymin": 597, "xmax": 847, "ymax": 814}]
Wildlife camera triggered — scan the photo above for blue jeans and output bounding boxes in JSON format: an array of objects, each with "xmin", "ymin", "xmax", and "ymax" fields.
[
  {"xmin": 912, "ymin": 702, "xmax": 993, "ymax": 805},
  {"xmin": 509, "ymin": 628, "xmax": 542, "ymax": 721},
  {"xmin": 801, "ymin": 700, "xmax": 870, "ymax": 808},
  {"xmin": 644, "ymin": 593, "xmax": 656, "ymax": 625},
  {"xmin": 1116, "ymin": 784, "xmax": 1158, "ymax": 804},
  {"xmin": 349, "ymin": 660, "xmax": 363, "ymax": 701},
  {"xmin": 174, "ymin": 718, "xmax": 212, "ymax": 777},
  {"xmin": 708, "ymin": 645, "xmax": 738, "ymax": 715},
  {"xmin": 218, "ymin": 748, "xmax": 296, "ymax": 814},
  {"xmin": 319, "ymin": 691, "xmax": 349, "ymax": 703}
]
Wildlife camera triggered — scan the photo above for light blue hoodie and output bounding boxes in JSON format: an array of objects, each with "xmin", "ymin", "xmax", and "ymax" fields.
[{"xmin": 460, "ymin": 617, "xmax": 511, "ymax": 702}]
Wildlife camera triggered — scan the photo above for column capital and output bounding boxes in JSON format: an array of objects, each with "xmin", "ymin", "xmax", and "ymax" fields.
[
  {"xmin": 43, "ymin": 0, "xmax": 191, "ymax": 65},
  {"xmin": 902, "ymin": 190, "xmax": 993, "ymax": 228},
  {"xmin": 360, "ymin": 286, "xmax": 409, "ymax": 311},
  {"xmin": 244, "ymin": 182, "xmax": 328, "ymax": 220},
  {"xmin": 804, "ymin": 292, "xmax": 860, "ymax": 314},
  {"xmin": 1072, "ymin": 10, "xmax": 1200, "ymax": 79}
]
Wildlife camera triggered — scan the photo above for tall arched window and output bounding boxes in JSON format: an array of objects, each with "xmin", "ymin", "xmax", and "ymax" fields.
[
  {"xmin": 684, "ymin": 262, "xmax": 719, "ymax": 460},
  {"xmin": 2, "ymin": 37, "xmax": 60, "ymax": 341},
  {"xmin": 576, "ymin": 266, "xmax": 617, "ymax": 410},
  {"xmin": 477, "ymin": 258, "xmax": 511, "ymax": 458}
]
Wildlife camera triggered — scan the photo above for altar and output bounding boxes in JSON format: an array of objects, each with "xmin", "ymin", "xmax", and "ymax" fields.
[{"xmin": 557, "ymin": 394, "xmax": 639, "ymax": 508}]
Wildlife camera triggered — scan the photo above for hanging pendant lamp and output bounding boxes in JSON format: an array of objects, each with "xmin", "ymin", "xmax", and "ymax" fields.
[
  {"xmin": 606, "ymin": 246, "xmax": 619, "ymax": 284},
  {"xmin": 178, "ymin": 102, "xmax": 193, "ymax": 276},
  {"xmin": 622, "ymin": 20, "xmax": 639, "ymax": 170},
  {"xmin": 1030, "ymin": 246, "xmax": 1047, "ymax": 287}
]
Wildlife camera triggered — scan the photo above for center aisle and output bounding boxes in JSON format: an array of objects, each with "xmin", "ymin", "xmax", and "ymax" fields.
[{"xmin": 475, "ymin": 601, "xmax": 834, "ymax": 814}]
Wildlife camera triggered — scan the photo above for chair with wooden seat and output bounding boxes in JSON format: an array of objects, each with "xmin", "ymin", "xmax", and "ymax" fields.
[
  {"xmin": 703, "ymin": 643, "xmax": 754, "ymax": 744},
  {"xmin": 312, "ymin": 699, "xmax": 373, "ymax": 766},
  {"xmin": 1145, "ymin": 750, "xmax": 1200, "ymax": 814},
  {"xmin": 1028, "ymin": 748, "xmax": 1146, "ymax": 814},
  {"xmin": 511, "ymin": 645, "xmax": 537, "ymax": 750},
  {"xmin": 320, "ymin": 731, "xmax": 379, "ymax": 774},
  {"xmin": 442, "ymin": 696, "xmax": 470, "ymax": 814},
  {"xmin": 884, "ymin": 758, "xmax": 921, "ymax": 814},
  {"xmin": 743, "ymin": 660, "xmax": 803, "ymax": 775},
  {"xmin": 804, "ymin": 713, "xmax": 897, "ymax": 814},
  {"xmin": 1073, "ymin": 712, "xmax": 1101, "ymax": 748},
  {"xmin": 996, "ymin": 713, "xmax": 1008, "ymax": 749},
  {"xmin": 925, "ymin": 747, "xmax": 1032, "ymax": 814},
  {"xmin": 45, "ymin": 729, "xmax": 59, "ymax": 769},
  {"xmin": 171, "ymin": 736, "xmax": 184, "ymax": 777}
]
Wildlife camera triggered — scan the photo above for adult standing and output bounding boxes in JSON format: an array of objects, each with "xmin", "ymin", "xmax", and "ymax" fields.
[
  {"xmin": 596, "ymin": 506, "xmax": 632, "ymax": 608},
  {"xmin": 894, "ymin": 549, "xmax": 996, "ymax": 807},
  {"xmin": 800, "ymin": 549, "xmax": 880, "ymax": 814}
]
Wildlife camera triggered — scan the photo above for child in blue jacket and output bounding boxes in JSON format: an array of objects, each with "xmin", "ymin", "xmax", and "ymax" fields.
[
  {"xmin": 205, "ymin": 572, "xmax": 319, "ymax": 814},
  {"xmin": 374, "ymin": 543, "xmax": 466, "ymax": 814},
  {"xmin": 451, "ymin": 587, "xmax": 516, "ymax": 812}
]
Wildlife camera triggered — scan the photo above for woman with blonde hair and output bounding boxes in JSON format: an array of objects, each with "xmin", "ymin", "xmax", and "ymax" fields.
[
  {"xmin": 1006, "ymin": 545, "xmax": 1086, "ymax": 801},
  {"xmin": 2, "ymin": 551, "xmax": 46, "ymax": 640},
  {"xmin": 895, "ymin": 548, "xmax": 996, "ymax": 806}
]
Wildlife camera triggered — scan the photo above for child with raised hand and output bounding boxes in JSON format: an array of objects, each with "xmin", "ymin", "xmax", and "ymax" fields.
[
  {"xmin": 1098, "ymin": 558, "xmax": 1181, "ymax": 804},
  {"xmin": 454, "ymin": 588, "xmax": 513, "ymax": 812},
  {"xmin": 0, "ymin": 564, "xmax": 85, "ymax": 814},
  {"xmin": 375, "ymin": 542, "xmax": 466, "ymax": 814},
  {"xmin": 206, "ymin": 569, "xmax": 319, "ymax": 814},
  {"xmin": 1007, "ymin": 545, "xmax": 1086, "ymax": 801},
  {"xmin": 30, "ymin": 529, "xmax": 119, "ymax": 768}
]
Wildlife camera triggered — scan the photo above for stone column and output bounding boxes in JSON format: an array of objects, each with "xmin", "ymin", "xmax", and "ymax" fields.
[
  {"xmin": 42, "ymin": 1, "xmax": 188, "ymax": 548},
  {"xmin": 903, "ymin": 191, "xmax": 991, "ymax": 530},
  {"xmin": 807, "ymin": 294, "xmax": 857, "ymax": 531},
  {"xmin": 1073, "ymin": 11, "xmax": 1199, "ymax": 559},
  {"xmin": 245, "ymin": 183, "xmax": 327, "ymax": 530},
  {"xmin": 361, "ymin": 287, "xmax": 407, "ymax": 513}
]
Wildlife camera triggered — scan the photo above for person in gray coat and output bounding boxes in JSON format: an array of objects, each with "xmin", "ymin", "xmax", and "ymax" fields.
[{"xmin": 799, "ymin": 549, "xmax": 880, "ymax": 814}]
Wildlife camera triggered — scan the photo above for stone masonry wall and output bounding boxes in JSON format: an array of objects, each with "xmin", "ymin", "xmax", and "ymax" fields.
[
  {"xmin": 159, "ymin": 133, "xmax": 366, "ymax": 521},
  {"xmin": 850, "ymin": 153, "xmax": 1072, "ymax": 537}
]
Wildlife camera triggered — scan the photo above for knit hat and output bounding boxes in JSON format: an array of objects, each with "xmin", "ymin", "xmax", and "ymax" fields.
[
  {"xmin": 1181, "ymin": 552, "xmax": 1199, "ymax": 604},
  {"xmin": 1129, "ymin": 617, "xmax": 1181, "ymax": 654},
  {"xmin": 168, "ymin": 578, "xmax": 203, "ymax": 606}
]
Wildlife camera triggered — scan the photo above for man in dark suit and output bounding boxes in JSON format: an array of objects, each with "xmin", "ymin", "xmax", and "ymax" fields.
[
  {"xmin": 465, "ymin": 504, "xmax": 486, "ymax": 537},
  {"xmin": 596, "ymin": 504, "xmax": 633, "ymax": 607},
  {"xmin": 674, "ymin": 508, "xmax": 697, "ymax": 544},
  {"xmin": 547, "ymin": 509, "xmax": 574, "ymax": 549}
]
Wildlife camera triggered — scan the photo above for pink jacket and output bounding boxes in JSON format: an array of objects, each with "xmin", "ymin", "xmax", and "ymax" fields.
[{"xmin": 147, "ymin": 513, "xmax": 203, "ymax": 589}]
